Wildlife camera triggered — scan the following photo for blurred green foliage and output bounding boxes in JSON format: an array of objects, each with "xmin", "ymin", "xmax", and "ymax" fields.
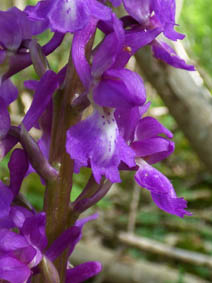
[{"xmin": 180, "ymin": 0, "xmax": 212, "ymax": 76}]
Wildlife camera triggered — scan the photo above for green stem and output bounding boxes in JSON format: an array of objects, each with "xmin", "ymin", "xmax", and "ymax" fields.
[
  {"xmin": 41, "ymin": 31, "xmax": 95, "ymax": 282},
  {"xmin": 43, "ymin": 54, "xmax": 82, "ymax": 282}
]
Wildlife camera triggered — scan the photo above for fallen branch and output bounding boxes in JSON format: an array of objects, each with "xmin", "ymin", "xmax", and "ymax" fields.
[
  {"xmin": 71, "ymin": 242, "xmax": 208, "ymax": 283},
  {"xmin": 118, "ymin": 232, "xmax": 212, "ymax": 269}
]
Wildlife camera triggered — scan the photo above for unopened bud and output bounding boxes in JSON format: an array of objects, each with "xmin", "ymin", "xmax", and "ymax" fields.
[{"xmin": 41, "ymin": 256, "xmax": 60, "ymax": 283}]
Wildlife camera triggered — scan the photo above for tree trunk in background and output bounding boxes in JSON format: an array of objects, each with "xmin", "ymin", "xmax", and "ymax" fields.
[{"xmin": 135, "ymin": 46, "xmax": 212, "ymax": 173}]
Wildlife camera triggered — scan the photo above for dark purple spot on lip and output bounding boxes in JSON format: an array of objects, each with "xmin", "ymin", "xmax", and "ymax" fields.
[
  {"xmin": 102, "ymin": 115, "xmax": 105, "ymax": 118},
  {"xmin": 67, "ymin": 8, "xmax": 71, "ymax": 14}
]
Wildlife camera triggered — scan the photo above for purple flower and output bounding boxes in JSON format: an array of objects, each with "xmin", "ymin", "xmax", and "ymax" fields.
[
  {"xmin": 125, "ymin": 110, "xmax": 191, "ymax": 217},
  {"xmin": 66, "ymin": 110, "xmax": 135, "ymax": 183},
  {"xmin": 26, "ymin": 0, "xmax": 112, "ymax": 34},
  {"xmin": 0, "ymin": 7, "xmax": 46, "ymax": 52},
  {"xmin": 123, "ymin": 0, "xmax": 183, "ymax": 40}
]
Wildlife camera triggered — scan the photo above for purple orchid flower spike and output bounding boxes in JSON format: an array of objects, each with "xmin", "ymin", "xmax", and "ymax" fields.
[{"xmin": 67, "ymin": 14, "xmax": 152, "ymax": 183}]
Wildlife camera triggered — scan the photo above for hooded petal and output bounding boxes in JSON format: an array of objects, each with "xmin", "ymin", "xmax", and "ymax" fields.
[
  {"xmin": 92, "ymin": 14, "xmax": 125, "ymax": 77},
  {"xmin": 152, "ymin": 40, "xmax": 195, "ymax": 71},
  {"xmin": 94, "ymin": 69, "xmax": 146, "ymax": 108},
  {"xmin": 135, "ymin": 116, "xmax": 173, "ymax": 140},
  {"xmin": 135, "ymin": 161, "xmax": 191, "ymax": 217},
  {"xmin": 115, "ymin": 102, "xmax": 151, "ymax": 143},
  {"xmin": 132, "ymin": 138, "xmax": 174, "ymax": 164},
  {"xmin": 123, "ymin": 0, "xmax": 151, "ymax": 24},
  {"xmin": 66, "ymin": 262, "xmax": 102, "ymax": 283}
]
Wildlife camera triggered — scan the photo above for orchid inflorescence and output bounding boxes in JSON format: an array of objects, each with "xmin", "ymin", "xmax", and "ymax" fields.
[{"xmin": 0, "ymin": 1, "xmax": 194, "ymax": 282}]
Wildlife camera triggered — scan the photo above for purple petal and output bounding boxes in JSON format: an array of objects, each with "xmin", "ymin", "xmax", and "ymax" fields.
[
  {"xmin": 92, "ymin": 14, "xmax": 125, "ymax": 77},
  {"xmin": 94, "ymin": 69, "xmax": 146, "ymax": 108},
  {"xmin": 45, "ymin": 226, "xmax": 80, "ymax": 261},
  {"xmin": 10, "ymin": 206, "xmax": 34, "ymax": 229},
  {"xmin": 152, "ymin": 0, "xmax": 184, "ymax": 41},
  {"xmin": 135, "ymin": 116, "xmax": 173, "ymax": 140},
  {"xmin": 115, "ymin": 107, "xmax": 141, "ymax": 142},
  {"xmin": 131, "ymin": 138, "xmax": 175, "ymax": 163},
  {"xmin": 0, "ymin": 50, "xmax": 6, "ymax": 64},
  {"xmin": 0, "ymin": 9, "xmax": 22, "ymax": 50},
  {"xmin": 89, "ymin": 0, "xmax": 112, "ymax": 21},
  {"xmin": 66, "ymin": 262, "xmax": 102, "ymax": 283},
  {"xmin": 135, "ymin": 161, "xmax": 191, "ymax": 217},
  {"xmin": 109, "ymin": 0, "xmax": 122, "ymax": 6},
  {"xmin": 49, "ymin": 0, "xmax": 111, "ymax": 33},
  {"xmin": 72, "ymin": 19, "xmax": 97, "ymax": 88},
  {"xmin": 25, "ymin": 0, "xmax": 53, "ymax": 21},
  {"xmin": 75, "ymin": 213, "xmax": 98, "ymax": 228},
  {"xmin": 0, "ymin": 183, "xmax": 13, "ymax": 219},
  {"xmin": 49, "ymin": 0, "xmax": 89, "ymax": 33},
  {"xmin": 22, "ymin": 70, "xmax": 58, "ymax": 130},
  {"xmin": 8, "ymin": 149, "xmax": 29, "ymax": 197},
  {"xmin": 21, "ymin": 213, "xmax": 47, "ymax": 251},
  {"xmin": 0, "ymin": 97, "xmax": 10, "ymax": 140},
  {"xmin": 0, "ymin": 135, "xmax": 18, "ymax": 162},
  {"xmin": 0, "ymin": 229, "xmax": 29, "ymax": 252},
  {"xmin": 0, "ymin": 79, "xmax": 18, "ymax": 106},
  {"xmin": 123, "ymin": 0, "xmax": 151, "ymax": 24},
  {"xmin": 0, "ymin": 256, "xmax": 31, "ymax": 283},
  {"xmin": 113, "ymin": 28, "xmax": 162, "ymax": 69},
  {"xmin": 152, "ymin": 40, "xmax": 195, "ymax": 71},
  {"xmin": 24, "ymin": 80, "xmax": 39, "ymax": 90}
]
